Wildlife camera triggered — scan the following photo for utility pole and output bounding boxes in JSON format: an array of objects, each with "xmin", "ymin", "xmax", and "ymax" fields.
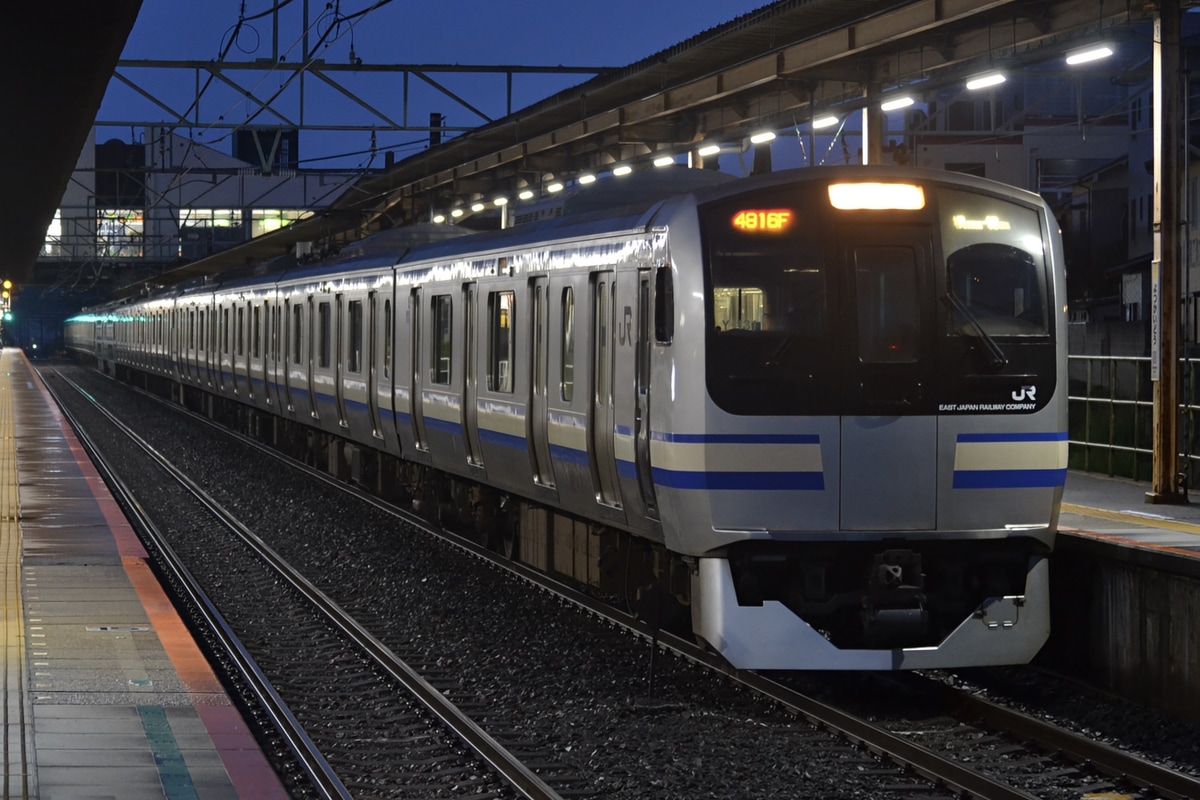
[{"xmin": 1148, "ymin": 0, "xmax": 1186, "ymax": 503}]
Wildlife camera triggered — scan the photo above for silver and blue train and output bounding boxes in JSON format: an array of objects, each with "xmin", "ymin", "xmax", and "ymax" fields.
[{"xmin": 66, "ymin": 165, "xmax": 1067, "ymax": 670}]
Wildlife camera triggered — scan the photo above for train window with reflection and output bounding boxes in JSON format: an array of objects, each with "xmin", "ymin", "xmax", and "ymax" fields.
[
  {"xmin": 487, "ymin": 290, "xmax": 515, "ymax": 393},
  {"xmin": 937, "ymin": 188, "xmax": 1048, "ymax": 336},
  {"xmin": 561, "ymin": 287, "xmax": 575, "ymax": 402},
  {"xmin": 430, "ymin": 295, "xmax": 451, "ymax": 384},
  {"xmin": 318, "ymin": 301, "xmax": 332, "ymax": 368},
  {"xmin": 853, "ymin": 246, "xmax": 919, "ymax": 363},
  {"xmin": 701, "ymin": 187, "xmax": 831, "ymax": 414},
  {"xmin": 348, "ymin": 299, "xmax": 364, "ymax": 373}
]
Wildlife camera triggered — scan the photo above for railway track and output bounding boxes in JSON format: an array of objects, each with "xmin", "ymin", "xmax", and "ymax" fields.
[
  {"xmin": 40, "ymin": 362, "xmax": 1200, "ymax": 799},
  {"xmin": 44, "ymin": 368, "xmax": 570, "ymax": 799}
]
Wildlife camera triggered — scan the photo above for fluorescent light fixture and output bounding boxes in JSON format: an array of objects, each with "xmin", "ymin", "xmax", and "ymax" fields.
[
  {"xmin": 749, "ymin": 131, "xmax": 776, "ymax": 144},
  {"xmin": 471, "ymin": 202, "xmax": 485, "ymax": 212},
  {"xmin": 1066, "ymin": 45, "xmax": 1113, "ymax": 65},
  {"xmin": 966, "ymin": 73, "xmax": 1005, "ymax": 91},
  {"xmin": 432, "ymin": 214, "xmax": 445, "ymax": 223},
  {"xmin": 613, "ymin": 165, "xmax": 633, "ymax": 176},
  {"xmin": 518, "ymin": 189, "xmax": 535, "ymax": 200},
  {"xmin": 653, "ymin": 155, "xmax": 676, "ymax": 167},
  {"xmin": 578, "ymin": 173, "xmax": 597, "ymax": 185},
  {"xmin": 493, "ymin": 197, "xmax": 508, "ymax": 206},
  {"xmin": 697, "ymin": 144, "xmax": 722, "ymax": 157},
  {"xmin": 451, "ymin": 208, "xmax": 464, "ymax": 218},
  {"xmin": 812, "ymin": 115, "xmax": 839, "ymax": 129},
  {"xmin": 880, "ymin": 96, "xmax": 914, "ymax": 112},
  {"xmin": 547, "ymin": 182, "xmax": 564, "ymax": 193},
  {"xmin": 828, "ymin": 182, "xmax": 925, "ymax": 211}
]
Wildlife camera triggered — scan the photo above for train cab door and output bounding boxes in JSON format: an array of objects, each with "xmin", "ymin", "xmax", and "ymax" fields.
[
  {"xmin": 462, "ymin": 282, "xmax": 483, "ymax": 466},
  {"xmin": 410, "ymin": 287, "xmax": 429, "ymax": 451},
  {"xmin": 634, "ymin": 269, "xmax": 659, "ymax": 519},
  {"xmin": 838, "ymin": 226, "xmax": 938, "ymax": 531},
  {"xmin": 529, "ymin": 276, "xmax": 554, "ymax": 486},
  {"xmin": 590, "ymin": 272, "xmax": 621, "ymax": 508}
]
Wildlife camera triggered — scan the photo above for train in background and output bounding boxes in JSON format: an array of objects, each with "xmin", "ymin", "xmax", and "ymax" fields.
[{"xmin": 66, "ymin": 165, "xmax": 1068, "ymax": 670}]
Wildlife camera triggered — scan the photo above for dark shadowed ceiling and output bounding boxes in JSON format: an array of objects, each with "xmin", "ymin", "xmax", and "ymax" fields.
[{"xmin": 0, "ymin": 1, "xmax": 143, "ymax": 284}]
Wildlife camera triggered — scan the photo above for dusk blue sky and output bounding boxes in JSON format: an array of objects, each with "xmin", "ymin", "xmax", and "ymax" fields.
[{"xmin": 97, "ymin": 1, "xmax": 774, "ymax": 169}]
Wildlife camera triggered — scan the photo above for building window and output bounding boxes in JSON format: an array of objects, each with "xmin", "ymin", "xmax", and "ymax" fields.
[
  {"xmin": 250, "ymin": 209, "xmax": 311, "ymax": 239},
  {"xmin": 96, "ymin": 209, "xmax": 143, "ymax": 258}
]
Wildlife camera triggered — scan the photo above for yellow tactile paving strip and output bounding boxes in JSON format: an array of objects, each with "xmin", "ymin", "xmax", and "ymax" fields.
[{"xmin": 0, "ymin": 350, "xmax": 33, "ymax": 799}]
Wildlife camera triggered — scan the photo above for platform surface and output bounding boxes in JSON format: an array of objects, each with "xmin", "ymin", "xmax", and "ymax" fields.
[{"xmin": 0, "ymin": 348, "xmax": 287, "ymax": 799}]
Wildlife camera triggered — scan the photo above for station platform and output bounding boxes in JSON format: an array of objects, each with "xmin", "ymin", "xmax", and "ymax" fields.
[
  {"xmin": 1060, "ymin": 470, "xmax": 1200, "ymax": 558},
  {"xmin": 0, "ymin": 348, "xmax": 287, "ymax": 799}
]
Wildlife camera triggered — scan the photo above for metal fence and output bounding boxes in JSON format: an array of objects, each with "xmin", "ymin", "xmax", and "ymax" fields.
[{"xmin": 1067, "ymin": 354, "xmax": 1200, "ymax": 488}]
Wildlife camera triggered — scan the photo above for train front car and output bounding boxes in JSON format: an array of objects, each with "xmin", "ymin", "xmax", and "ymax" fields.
[{"xmin": 658, "ymin": 166, "xmax": 1066, "ymax": 670}]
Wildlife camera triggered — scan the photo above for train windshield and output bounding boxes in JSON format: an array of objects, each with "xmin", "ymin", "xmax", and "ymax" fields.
[{"xmin": 701, "ymin": 180, "xmax": 1054, "ymax": 416}]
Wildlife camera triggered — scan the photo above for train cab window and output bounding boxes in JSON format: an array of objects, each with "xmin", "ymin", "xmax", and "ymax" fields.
[
  {"xmin": 347, "ymin": 299, "xmax": 364, "ymax": 373},
  {"xmin": 946, "ymin": 244, "xmax": 1047, "ymax": 336},
  {"xmin": 853, "ymin": 246, "xmax": 920, "ymax": 363},
  {"xmin": 430, "ymin": 295, "xmax": 451, "ymax": 384},
  {"xmin": 937, "ymin": 187, "xmax": 1049, "ymax": 337},
  {"xmin": 561, "ymin": 287, "xmax": 575, "ymax": 402},
  {"xmin": 318, "ymin": 301, "xmax": 332, "ymax": 368},
  {"xmin": 655, "ymin": 265, "xmax": 673, "ymax": 344},
  {"xmin": 487, "ymin": 290, "xmax": 514, "ymax": 393}
]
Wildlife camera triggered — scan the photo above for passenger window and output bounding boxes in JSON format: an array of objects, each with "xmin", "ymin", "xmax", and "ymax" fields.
[
  {"xmin": 487, "ymin": 290, "xmax": 514, "ymax": 393},
  {"xmin": 348, "ymin": 299, "xmax": 364, "ymax": 373},
  {"xmin": 431, "ymin": 294, "xmax": 451, "ymax": 385},
  {"xmin": 318, "ymin": 301, "xmax": 332, "ymax": 368},
  {"xmin": 561, "ymin": 287, "xmax": 574, "ymax": 402}
]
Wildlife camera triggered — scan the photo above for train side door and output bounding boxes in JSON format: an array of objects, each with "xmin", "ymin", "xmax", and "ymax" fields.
[
  {"xmin": 634, "ymin": 269, "xmax": 659, "ymax": 519},
  {"xmin": 462, "ymin": 282, "xmax": 483, "ymax": 466},
  {"xmin": 334, "ymin": 293, "xmax": 348, "ymax": 426},
  {"xmin": 590, "ymin": 272, "xmax": 621, "ymax": 507},
  {"xmin": 367, "ymin": 292, "xmax": 384, "ymax": 438},
  {"xmin": 529, "ymin": 276, "xmax": 554, "ymax": 486},
  {"xmin": 306, "ymin": 297, "xmax": 318, "ymax": 419},
  {"xmin": 410, "ymin": 287, "xmax": 429, "ymax": 451},
  {"xmin": 282, "ymin": 300, "xmax": 296, "ymax": 412},
  {"xmin": 838, "ymin": 226, "xmax": 937, "ymax": 530}
]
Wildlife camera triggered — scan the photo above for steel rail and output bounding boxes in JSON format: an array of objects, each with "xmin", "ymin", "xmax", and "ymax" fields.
[
  {"xmin": 51, "ymin": 370, "xmax": 565, "ymax": 800},
  {"xmin": 42, "ymin": 371, "xmax": 352, "ymax": 800}
]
